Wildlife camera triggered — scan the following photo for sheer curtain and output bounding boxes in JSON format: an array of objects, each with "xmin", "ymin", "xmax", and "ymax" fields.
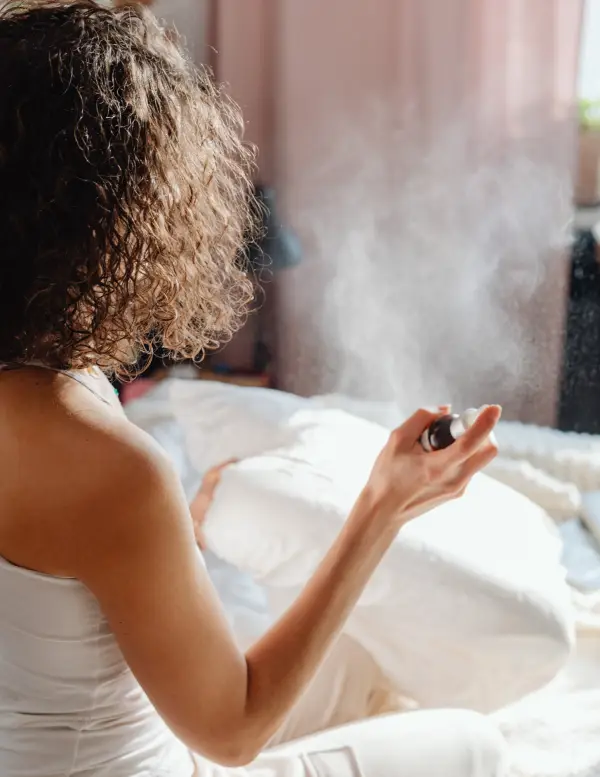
[{"xmin": 210, "ymin": 0, "xmax": 583, "ymax": 424}]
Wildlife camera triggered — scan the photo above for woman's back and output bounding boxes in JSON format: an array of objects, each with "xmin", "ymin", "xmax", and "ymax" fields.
[
  {"xmin": 0, "ymin": 554, "xmax": 193, "ymax": 777},
  {"xmin": 0, "ymin": 367, "xmax": 195, "ymax": 776}
]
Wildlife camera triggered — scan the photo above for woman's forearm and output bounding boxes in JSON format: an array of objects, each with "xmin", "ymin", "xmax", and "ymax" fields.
[{"xmin": 240, "ymin": 487, "xmax": 396, "ymax": 752}]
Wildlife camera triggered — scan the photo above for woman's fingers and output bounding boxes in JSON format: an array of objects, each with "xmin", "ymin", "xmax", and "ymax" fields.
[
  {"xmin": 450, "ymin": 405, "xmax": 501, "ymax": 461},
  {"xmin": 207, "ymin": 458, "xmax": 239, "ymax": 476},
  {"xmin": 192, "ymin": 459, "xmax": 239, "ymax": 552},
  {"xmin": 195, "ymin": 529, "xmax": 207, "ymax": 551},
  {"xmin": 392, "ymin": 407, "xmax": 447, "ymax": 450},
  {"xmin": 202, "ymin": 458, "xmax": 239, "ymax": 489},
  {"xmin": 461, "ymin": 439, "xmax": 499, "ymax": 479}
]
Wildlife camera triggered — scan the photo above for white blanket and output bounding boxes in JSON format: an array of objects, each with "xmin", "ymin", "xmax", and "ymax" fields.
[
  {"xmin": 125, "ymin": 381, "xmax": 600, "ymax": 777},
  {"xmin": 495, "ymin": 590, "xmax": 600, "ymax": 777},
  {"xmin": 305, "ymin": 396, "xmax": 600, "ymax": 777}
]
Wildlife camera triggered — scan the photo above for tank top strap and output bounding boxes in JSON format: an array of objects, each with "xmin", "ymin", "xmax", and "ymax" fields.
[{"xmin": 0, "ymin": 362, "xmax": 115, "ymax": 407}]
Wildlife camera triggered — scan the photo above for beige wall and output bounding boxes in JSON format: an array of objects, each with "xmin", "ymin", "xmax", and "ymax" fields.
[{"xmin": 210, "ymin": 0, "xmax": 582, "ymax": 425}]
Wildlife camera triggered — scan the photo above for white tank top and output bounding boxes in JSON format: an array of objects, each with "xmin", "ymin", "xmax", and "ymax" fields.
[
  {"xmin": 0, "ymin": 365, "xmax": 196, "ymax": 776},
  {"xmin": 0, "ymin": 556, "xmax": 196, "ymax": 777}
]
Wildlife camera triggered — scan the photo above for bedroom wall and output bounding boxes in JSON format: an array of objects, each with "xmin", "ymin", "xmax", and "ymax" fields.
[{"xmin": 210, "ymin": 0, "xmax": 581, "ymax": 426}]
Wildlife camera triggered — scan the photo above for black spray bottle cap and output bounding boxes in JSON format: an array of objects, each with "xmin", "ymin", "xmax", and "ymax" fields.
[{"xmin": 420, "ymin": 408, "xmax": 481, "ymax": 452}]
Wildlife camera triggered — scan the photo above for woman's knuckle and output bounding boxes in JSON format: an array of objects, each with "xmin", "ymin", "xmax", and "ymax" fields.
[
  {"xmin": 445, "ymin": 475, "xmax": 465, "ymax": 496},
  {"xmin": 389, "ymin": 428, "xmax": 404, "ymax": 446},
  {"xmin": 420, "ymin": 459, "xmax": 436, "ymax": 484}
]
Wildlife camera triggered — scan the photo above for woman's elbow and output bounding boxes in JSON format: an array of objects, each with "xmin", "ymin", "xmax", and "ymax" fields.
[
  {"xmin": 193, "ymin": 739, "xmax": 262, "ymax": 768},
  {"xmin": 168, "ymin": 697, "xmax": 271, "ymax": 766},
  {"xmin": 212, "ymin": 747, "xmax": 261, "ymax": 768},
  {"xmin": 185, "ymin": 726, "xmax": 265, "ymax": 768}
]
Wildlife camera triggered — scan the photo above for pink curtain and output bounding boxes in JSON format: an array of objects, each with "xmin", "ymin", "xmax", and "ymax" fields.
[{"xmin": 209, "ymin": 0, "xmax": 583, "ymax": 424}]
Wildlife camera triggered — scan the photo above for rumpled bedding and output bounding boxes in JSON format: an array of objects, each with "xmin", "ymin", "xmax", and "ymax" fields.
[{"xmin": 124, "ymin": 380, "xmax": 600, "ymax": 777}]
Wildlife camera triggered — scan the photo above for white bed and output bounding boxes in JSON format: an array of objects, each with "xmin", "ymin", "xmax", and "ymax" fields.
[{"xmin": 125, "ymin": 379, "xmax": 600, "ymax": 777}]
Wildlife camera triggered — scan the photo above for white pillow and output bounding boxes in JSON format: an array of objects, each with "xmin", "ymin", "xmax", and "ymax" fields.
[
  {"xmin": 170, "ymin": 379, "xmax": 308, "ymax": 472},
  {"xmin": 204, "ymin": 407, "xmax": 574, "ymax": 712},
  {"xmin": 124, "ymin": 380, "xmax": 202, "ymax": 500}
]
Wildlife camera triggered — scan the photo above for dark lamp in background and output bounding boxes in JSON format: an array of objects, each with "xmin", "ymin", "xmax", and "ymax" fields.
[{"xmin": 245, "ymin": 185, "xmax": 302, "ymax": 272}]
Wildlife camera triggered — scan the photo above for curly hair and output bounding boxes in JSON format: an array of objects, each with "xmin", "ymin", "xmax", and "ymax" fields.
[{"xmin": 0, "ymin": 0, "xmax": 256, "ymax": 375}]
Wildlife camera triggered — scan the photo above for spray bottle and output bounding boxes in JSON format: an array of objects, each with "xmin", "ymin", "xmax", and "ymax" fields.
[{"xmin": 420, "ymin": 407, "xmax": 483, "ymax": 452}]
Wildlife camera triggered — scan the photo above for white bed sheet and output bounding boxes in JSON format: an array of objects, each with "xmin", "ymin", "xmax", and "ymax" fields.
[
  {"xmin": 495, "ymin": 591, "xmax": 600, "ymax": 777},
  {"xmin": 313, "ymin": 396, "xmax": 600, "ymax": 777},
  {"xmin": 125, "ymin": 382, "xmax": 600, "ymax": 777}
]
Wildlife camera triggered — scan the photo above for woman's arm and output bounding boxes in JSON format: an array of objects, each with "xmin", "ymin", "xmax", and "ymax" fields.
[{"xmin": 56, "ymin": 406, "xmax": 499, "ymax": 766}]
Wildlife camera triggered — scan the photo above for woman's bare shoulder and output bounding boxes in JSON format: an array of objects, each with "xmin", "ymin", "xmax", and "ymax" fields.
[{"xmin": 0, "ymin": 390, "xmax": 182, "ymax": 578}]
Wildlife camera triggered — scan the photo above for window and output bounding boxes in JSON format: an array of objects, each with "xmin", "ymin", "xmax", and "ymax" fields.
[{"xmin": 579, "ymin": 0, "xmax": 600, "ymax": 101}]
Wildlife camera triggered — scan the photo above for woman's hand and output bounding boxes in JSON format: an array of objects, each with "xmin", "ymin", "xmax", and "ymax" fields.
[
  {"xmin": 190, "ymin": 459, "xmax": 238, "ymax": 550},
  {"xmin": 364, "ymin": 405, "xmax": 501, "ymax": 530}
]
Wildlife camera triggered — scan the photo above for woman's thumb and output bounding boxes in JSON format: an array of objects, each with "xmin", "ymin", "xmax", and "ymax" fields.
[{"xmin": 393, "ymin": 407, "xmax": 444, "ymax": 448}]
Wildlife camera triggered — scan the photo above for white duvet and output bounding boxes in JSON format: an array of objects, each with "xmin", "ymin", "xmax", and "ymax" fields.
[{"xmin": 127, "ymin": 379, "xmax": 574, "ymax": 715}]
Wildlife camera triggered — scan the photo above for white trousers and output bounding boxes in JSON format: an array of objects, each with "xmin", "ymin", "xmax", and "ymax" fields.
[
  {"xmin": 194, "ymin": 709, "xmax": 507, "ymax": 777},
  {"xmin": 193, "ymin": 636, "xmax": 507, "ymax": 777}
]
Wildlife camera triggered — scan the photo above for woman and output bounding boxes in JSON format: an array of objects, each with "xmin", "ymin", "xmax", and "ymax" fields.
[{"xmin": 0, "ymin": 3, "xmax": 505, "ymax": 776}]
